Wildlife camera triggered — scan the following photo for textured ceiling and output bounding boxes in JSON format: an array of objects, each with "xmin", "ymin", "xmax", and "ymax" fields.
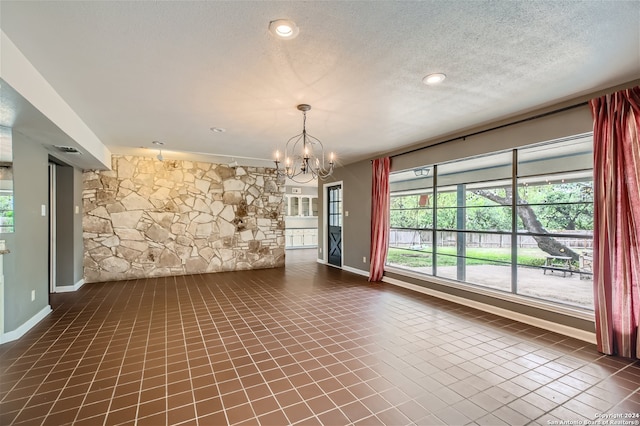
[{"xmin": 1, "ymin": 1, "xmax": 639, "ymax": 169}]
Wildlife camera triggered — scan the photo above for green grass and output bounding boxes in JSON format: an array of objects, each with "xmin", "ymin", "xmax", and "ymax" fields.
[{"xmin": 387, "ymin": 247, "xmax": 547, "ymax": 268}]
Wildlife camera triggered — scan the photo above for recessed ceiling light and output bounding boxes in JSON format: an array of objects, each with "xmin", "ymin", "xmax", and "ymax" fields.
[
  {"xmin": 269, "ymin": 19, "xmax": 299, "ymax": 39},
  {"xmin": 152, "ymin": 140, "xmax": 164, "ymax": 146},
  {"xmin": 422, "ymin": 73, "xmax": 446, "ymax": 85},
  {"xmin": 210, "ymin": 127, "xmax": 226, "ymax": 133}
]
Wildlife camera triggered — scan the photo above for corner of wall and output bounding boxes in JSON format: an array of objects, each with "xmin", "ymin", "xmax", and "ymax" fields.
[{"xmin": 0, "ymin": 305, "xmax": 51, "ymax": 344}]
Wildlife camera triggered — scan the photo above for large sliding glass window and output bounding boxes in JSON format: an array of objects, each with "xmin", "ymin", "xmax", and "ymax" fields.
[{"xmin": 387, "ymin": 134, "xmax": 594, "ymax": 310}]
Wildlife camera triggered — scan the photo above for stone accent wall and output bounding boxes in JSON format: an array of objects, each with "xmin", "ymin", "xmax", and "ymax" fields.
[{"xmin": 82, "ymin": 156, "xmax": 285, "ymax": 283}]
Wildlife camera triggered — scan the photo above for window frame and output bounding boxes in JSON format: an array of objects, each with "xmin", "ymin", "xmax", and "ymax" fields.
[{"xmin": 387, "ymin": 135, "xmax": 594, "ymax": 311}]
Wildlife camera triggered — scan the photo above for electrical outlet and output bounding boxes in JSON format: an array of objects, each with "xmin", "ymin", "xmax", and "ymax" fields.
[
  {"xmin": 363, "ymin": 256, "xmax": 366, "ymax": 263},
  {"xmin": 31, "ymin": 290, "xmax": 35, "ymax": 301}
]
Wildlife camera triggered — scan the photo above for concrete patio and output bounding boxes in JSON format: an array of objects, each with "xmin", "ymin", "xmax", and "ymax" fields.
[{"xmin": 388, "ymin": 263, "xmax": 594, "ymax": 309}]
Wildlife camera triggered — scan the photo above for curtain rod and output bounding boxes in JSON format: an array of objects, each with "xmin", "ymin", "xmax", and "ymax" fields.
[{"xmin": 377, "ymin": 101, "xmax": 589, "ymax": 161}]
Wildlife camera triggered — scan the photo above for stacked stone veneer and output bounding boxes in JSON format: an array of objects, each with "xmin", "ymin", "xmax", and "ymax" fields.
[{"xmin": 82, "ymin": 156, "xmax": 285, "ymax": 283}]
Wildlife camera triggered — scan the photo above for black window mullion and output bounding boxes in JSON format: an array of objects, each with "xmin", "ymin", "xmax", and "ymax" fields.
[
  {"xmin": 511, "ymin": 149, "xmax": 518, "ymax": 295},
  {"xmin": 432, "ymin": 165, "xmax": 438, "ymax": 276}
]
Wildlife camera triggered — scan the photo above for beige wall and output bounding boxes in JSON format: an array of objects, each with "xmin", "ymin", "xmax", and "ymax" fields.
[{"xmin": 82, "ymin": 156, "xmax": 285, "ymax": 282}]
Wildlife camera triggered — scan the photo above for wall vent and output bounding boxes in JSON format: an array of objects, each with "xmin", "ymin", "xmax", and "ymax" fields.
[{"xmin": 54, "ymin": 145, "xmax": 81, "ymax": 154}]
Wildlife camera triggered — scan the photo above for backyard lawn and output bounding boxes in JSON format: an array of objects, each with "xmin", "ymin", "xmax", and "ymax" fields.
[{"xmin": 387, "ymin": 246, "xmax": 553, "ymax": 268}]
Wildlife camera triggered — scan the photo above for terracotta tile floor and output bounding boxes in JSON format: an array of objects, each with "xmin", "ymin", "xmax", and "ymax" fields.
[{"xmin": 1, "ymin": 249, "xmax": 638, "ymax": 425}]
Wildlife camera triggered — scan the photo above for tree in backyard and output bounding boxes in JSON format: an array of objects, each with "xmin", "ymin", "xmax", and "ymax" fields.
[
  {"xmin": 465, "ymin": 192, "xmax": 512, "ymax": 231},
  {"xmin": 390, "ymin": 183, "xmax": 593, "ymax": 262},
  {"xmin": 471, "ymin": 186, "xmax": 590, "ymax": 261},
  {"xmin": 390, "ymin": 195, "xmax": 419, "ymax": 228},
  {"xmin": 0, "ymin": 194, "xmax": 13, "ymax": 222},
  {"xmin": 522, "ymin": 183, "xmax": 594, "ymax": 231}
]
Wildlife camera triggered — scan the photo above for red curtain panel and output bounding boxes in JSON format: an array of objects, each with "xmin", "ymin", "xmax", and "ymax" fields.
[
  {"xmin": 590, "ymin": 86, "xmax": 640, "ymax": 359},
  {"xmin": 369, "ymin": 157, "xmax": 391, "ymax": 282}
]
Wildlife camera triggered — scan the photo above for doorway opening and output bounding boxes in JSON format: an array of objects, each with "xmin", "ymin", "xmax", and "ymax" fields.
[
  {"xmin": 48, "ymin": 160, "xmax": 75, "ymax": 295},
  {"xmin": 326, "ymin": 183, "xmax": 342, "ymax": 268}
]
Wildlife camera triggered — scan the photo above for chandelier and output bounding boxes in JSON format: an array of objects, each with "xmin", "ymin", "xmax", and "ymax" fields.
[{"xmin": 274, "ymin": 104, "xmax": 335, "ymax": 183}]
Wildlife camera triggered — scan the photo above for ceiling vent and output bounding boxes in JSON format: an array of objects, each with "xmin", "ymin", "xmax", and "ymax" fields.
[{"xmin": 54, "ymin": 145, "xmax": 81, "ymax": 154}]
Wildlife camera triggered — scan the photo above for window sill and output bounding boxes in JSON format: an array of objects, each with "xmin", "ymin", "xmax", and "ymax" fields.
[{"xmin": 384, "ymin": 265, "xmax": 595, "ymax": 322}]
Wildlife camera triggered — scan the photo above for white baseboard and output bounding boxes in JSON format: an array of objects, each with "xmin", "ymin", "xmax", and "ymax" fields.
[
  {"xmin": 383, "ymin": 276, "xmax": 597, "ymax": 344},
  {"xmin": 318, "ymin": 260, "xmax": 369, "ymax": 277},
  {"xmin": 0, "ymin": 305, "xmax": 52, "ymax": 344},
  {"xmin": 342, "ymin": 265, "xmax": 369, "ymax": 278},
  {"xmin": 55, "ymin": 278, "xmax": 85, "ymax": 293}
]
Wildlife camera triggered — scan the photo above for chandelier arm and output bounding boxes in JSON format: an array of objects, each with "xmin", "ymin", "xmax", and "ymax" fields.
[
  {"xmin": 286, "ymin": 173, "xmax": 317, "ymax": 184},
  {"xmin": 282, "ymin": 133, "xmax": 304, "ymax": 176},
  {"xmin": 314, "ymin": 164, "xmax": 335, "ymax": 179}
]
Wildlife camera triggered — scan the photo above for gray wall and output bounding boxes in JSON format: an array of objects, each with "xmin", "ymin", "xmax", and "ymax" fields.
[
  {"xmin": 285, "ymin": 185, "xmax": 317, "ymax": 196},
  {"xmin": 1, "ymin": 132, "xmax": 85, "ymax": 334},
  {"xmin": 4, "ymin": 131, "xmax": 50, "ymax": 332},
  {"xmin": 318, "ymin": 159, "xmax": 372, "ymax": 268},
  {"xmin": 0, "ymin": 233, "xmax": 15, "ymax": 331},
  {"xmin": 55, "ymin": 164, "xmax": 75, "ymax": 287}
]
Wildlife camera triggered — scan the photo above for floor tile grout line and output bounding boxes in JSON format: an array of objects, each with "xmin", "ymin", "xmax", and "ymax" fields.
[
  {"xmin": 190, "ymin": 272, "xmax": 249, "ymax": 425},
  {"xmin": 0, "ymin": 282, "xmax": 115, "ymax": 404},
  {"xmin": 487, "ymin": 350, "xmax": 637, "ymax": 424},
  {"xmin": 96, "ymin": 278, "xmax": 150, "ymax": 425},
  {"xmin": 7, "ymin": 281, "xmax": 127, "ymax": 425},
  {"xmin": 194, "ymin": 272, "xmax": 357, "ymax": 424},
  {"xmin": 130, "ymin": 278, "xmax": 162, "ymax": 426},
  {"xmin": 213, "ymin": 277, "xmax": 392, "ymax": 425},
  {"xmin": 1, "ymin": 253, "xmax": 638, "ymax": 426},
  {"xmin": 179, "ymin": 273, "xmax": 222, "ymax": 426}
]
